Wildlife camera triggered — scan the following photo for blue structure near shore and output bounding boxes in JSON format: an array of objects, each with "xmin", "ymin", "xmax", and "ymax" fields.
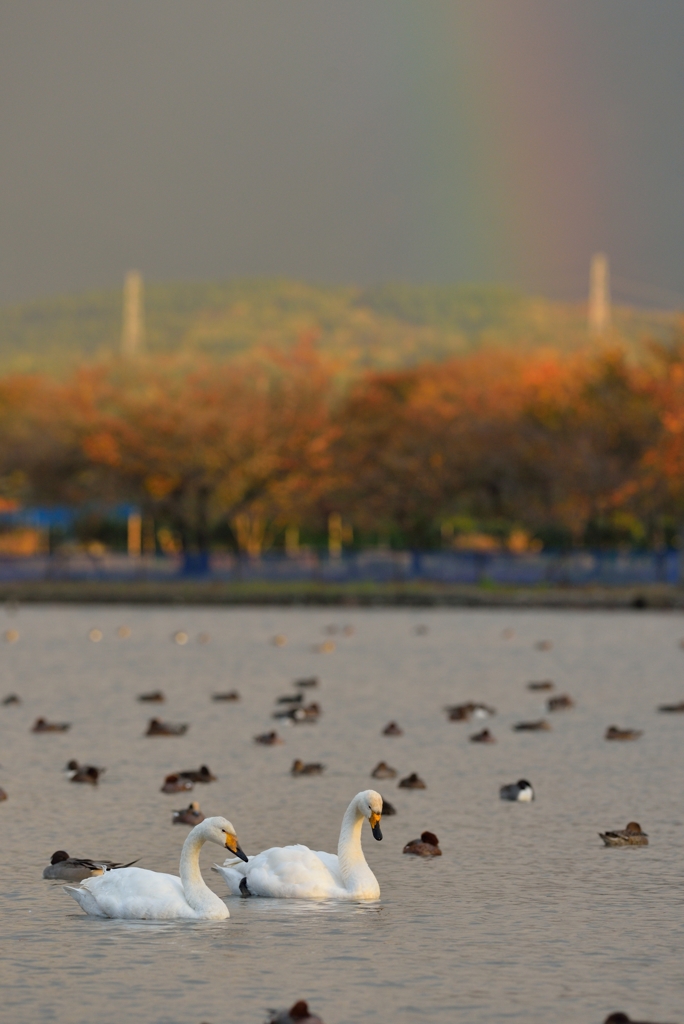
[{"xmin": 0, "ymin": 547, "xmax": 678, "ymax": 586}]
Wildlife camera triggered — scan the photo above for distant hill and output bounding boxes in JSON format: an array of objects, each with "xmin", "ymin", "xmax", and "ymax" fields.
[{"xmin": 0, "ymin": 279, "xmax": 677, "ymax": 375}]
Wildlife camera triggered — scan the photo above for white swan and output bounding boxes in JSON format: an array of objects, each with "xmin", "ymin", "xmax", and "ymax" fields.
[
  {"xmin": 64, "ymin": 817, "xmax": 247, "ymax": 920},
  {"xmin": 214, "ymin": 790, "xmax": 383, "ymax": 899}
]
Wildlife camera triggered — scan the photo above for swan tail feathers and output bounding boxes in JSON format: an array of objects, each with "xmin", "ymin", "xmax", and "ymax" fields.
[
  {"xmin": 212, "ymin": 864, "xmax": 244, "ymax": 896},
  {"xmin": 63, "ymin": 884, "xmax": 107, "ymax": 917}
]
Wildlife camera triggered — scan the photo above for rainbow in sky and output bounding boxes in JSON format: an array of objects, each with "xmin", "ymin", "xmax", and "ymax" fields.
[{"xmin": 400, "ymin": 4, "xmax": 606, "ymax": 301}]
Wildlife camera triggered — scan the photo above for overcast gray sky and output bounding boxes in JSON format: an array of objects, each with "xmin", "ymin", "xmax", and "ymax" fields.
[{"xmin": 1, "ymin": 1, "xmax": 683, "ymax": 305}]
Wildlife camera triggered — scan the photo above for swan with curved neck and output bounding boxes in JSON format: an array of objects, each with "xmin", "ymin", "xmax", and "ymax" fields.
[
  {"xmin": 214, "ymin": 790, "xmax": 383, "ymax": 899},
  {"xmin": 64, "ymin": 817, "xmax": 247, "ymax": 920}
]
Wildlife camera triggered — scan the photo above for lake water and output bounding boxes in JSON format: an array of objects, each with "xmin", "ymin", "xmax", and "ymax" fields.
[{"xmin": 0, "ymin": 605, "xmax": 682, "ymax": 1024}]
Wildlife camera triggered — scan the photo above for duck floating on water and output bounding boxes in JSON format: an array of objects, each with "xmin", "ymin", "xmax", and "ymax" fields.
[
  {"xmin": 254, "ymin": 731, "xmax": 283, "ymax": 746},
  {"xmin": 267, "ymin": 1000, "xmax": 325, "ymax": 1023},
  {"xmin": 527, "ymin": 680, "xmax": 554, "ymax": 691},
  {"xmin": 138, "ymin": 690, "xmax": 165, "ymax": 703},
  {"xmin": 470, "ymin": 728, "xmax": 495, "ymax": 743},
  {"xmin": 276, "ymin": 693, "xmax": 304, "ymax": 706},
  {"xmin": 547, "ymin": 694, "xmax": 574, "ymax": 711},
  {"xmin": 382, "ymin": 721, "xmax": 403, "ymax": 736},
  {"xmin": 605, "ymin": 726, "xmax": 642, "ymax": 741},
  {"xmin": 445, "ymin": 701, "xmax": 496, "ymax": 722},
  {"xmin": 2, "ymin": 694, "xmax": 20, "ymax": 705},
  {"xmin": 275, "ymin": 702, "xmax": 321, "ymax": 724},
  {"xmin": 380, "ymin": 797, "xmax": 396, "ymax": 815},
  {"xmin": 70, "ymin": 765, "xmax": 104, "ymax": 785},
  {"xmin": 291, "ymin": 759, "xmax": 325, "ymax": 776},
  {"xmin": 658, "ymin": 701, "xmax": 684, "ymax": 713},
  {"xmin": 398, "ymin": 772, "xmax": 426, "ymax": 790},
  {"xmin": 212, "ymin": 690, "xmax": 240, "ymax": 702},
  {"xmin": 294, "ymin": 677, "xmax": 319, "ymax": 689},
  {"xmin": 178, "ymin": 765, "xmax": 216, "ymax": 784},
  {"xmin": 66, "ymin": 759, "xmax": 104, "ymax": 774},
  {"xmin": 371, "ymin": 761, "xmax": 397, "ymax": 779},
  {"xmin": 599, "ymin": 822, "xmax": 648, "ymax": 847},
  {"xmin": 161, "ymin": 773, "xmax": 194, "ymax": 794},
  {"xmin": 513, "ymin": 720, "xmax": 551, "ymax": 732},
  {"xmin": 173, "ymin": 801, "xmax": 205, "ymax": 825},
  {"xmin": 145, "ymin": 718, "xmax": 188, "ymax": 737},
  {"xmin": 43, "ymin": 850, "xmax": 139, "ymax": 881},
  {"xmin": 500, "ymin": 779, "xmax": 534, "ymax": 802},
  {"xmin": 403, "ymin": 831, "xmax": 441, "ymax": 857},
  {"xmin": 32, "ymin": 717, "xmax": 70, "ymax": 733}
]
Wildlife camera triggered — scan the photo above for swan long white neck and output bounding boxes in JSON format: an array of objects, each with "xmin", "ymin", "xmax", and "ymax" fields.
[
  {"xmin": 179, "ymin": 829, "xmax": 215, "ymax": 912},
  {"xmin": 337, "ymin": 797, "xmax": 378, "ymax": 897}
]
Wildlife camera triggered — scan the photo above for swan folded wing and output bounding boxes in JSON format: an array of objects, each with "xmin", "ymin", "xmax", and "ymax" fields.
[
  {"xmin": 311, "ymin": 850, "xmax": 343, "ymax": 885},
  {"xmin": 223, "ymin": 844, "xmax": 347, "ymax": 899},
  {"xmin": 65, "ymin": 866, "xmax": 197, "ymax": 919}
]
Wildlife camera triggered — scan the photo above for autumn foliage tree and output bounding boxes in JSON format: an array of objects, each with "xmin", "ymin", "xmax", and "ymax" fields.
[{"xmin": 0, "ymin": 335, "xmax": 681, "ymax": 554}]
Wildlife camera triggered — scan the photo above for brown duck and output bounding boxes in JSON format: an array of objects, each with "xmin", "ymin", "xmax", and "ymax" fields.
[
  {"xmin": 403, "ymin": 831, "xmax": 442, "ymax": 857},
  {"xmin": 178, "ymin": 765, "xmax": 216, "ymax": 784},
  {"xmin": 172, "ymin": 801, "xmax": 205, "ymax": 825},
  {"xmin": 599, "ymin": 822, "xmax": 648, "ymax": 847},
  {"xmin": 254, "ymin": 730, "xmax": 283, "ymax": 745},
  {"xmin": 398, "ymin": 772, "xmax": 426, "ymax": 790},
  {"xmin": 145, "ymin": 718, "xmax": 188, "ymax": 736},
  {"xmin": 291, "ymin": 759, "xmax": 325, "ymax": 776},
  {"xmin": 32, "ymin": 717, "xmax": 70, "ymax": 733},
  {"xmin": 605, "ymin": 726, "xmax": 642, "ymax": 741},
  {"xmin": 470, "ymin": 728, "xmax": 496, "ymax": 743},
  {"xmin": 547, "ymin": 694, "xmax": 574, "ymax": 711},
  {"xmin": 371, "ymin": 761, "xmax": 397, "ymax": 778},
  {"xmin": 160, "ymin": 773, "xmax": 194, "ymax": 794},
  {"xmin": 70, "ymin": 765, "xmax": 104, "ymax": 785},
  {"xmin": 267, "ymin": 1000, "xmax": 325, "ymax": 1024}
]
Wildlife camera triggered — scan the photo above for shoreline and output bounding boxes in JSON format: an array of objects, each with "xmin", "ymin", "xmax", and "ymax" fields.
[{"xmin": 0, "ymin": 580, "xmax": 682, "ymax": 609}]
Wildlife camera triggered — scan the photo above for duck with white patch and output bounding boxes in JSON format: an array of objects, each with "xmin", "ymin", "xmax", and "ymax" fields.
[{"xmin": 499, "ymin": 779, "xmax": 534, "ymax": 802}]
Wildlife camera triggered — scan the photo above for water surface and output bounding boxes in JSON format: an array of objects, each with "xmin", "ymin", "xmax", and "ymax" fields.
[{"xmin": 0, "ymin": 605, "xmax": 682, "ymax": 1023}]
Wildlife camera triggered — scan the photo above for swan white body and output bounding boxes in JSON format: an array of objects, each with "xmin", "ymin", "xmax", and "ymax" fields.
[
  {"xmin": 214, "ymin": 790, "xmax": 383, "ymax": 900},
  {"xmin": 64, "ymin": 816, "xmax": 247, "ymax": 920}
]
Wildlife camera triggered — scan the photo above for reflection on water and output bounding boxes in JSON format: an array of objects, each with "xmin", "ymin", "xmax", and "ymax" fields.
[{"xmin": 0, "ymin": 606, "xmax": 683, "ymax": 1023}]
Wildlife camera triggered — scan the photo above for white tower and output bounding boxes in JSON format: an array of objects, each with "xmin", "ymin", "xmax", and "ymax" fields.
[
  {"xmin": 121, "ymin": 270, "xmax": 145, "ymax": 356},
  {"xmin": 588, "ymin": 253, "xmax": 611, "ymax": 336}
]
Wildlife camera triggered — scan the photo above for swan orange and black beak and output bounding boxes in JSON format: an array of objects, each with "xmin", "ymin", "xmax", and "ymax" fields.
[
  {"xmin": 225, "ymin": 833, "xmax": 249, "ymax": 863},
  {"xmin": 370, "ymin": 812, "xmax": 383, "ymax": 841}
]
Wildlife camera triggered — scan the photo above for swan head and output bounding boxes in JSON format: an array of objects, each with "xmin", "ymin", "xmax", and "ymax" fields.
[
  {"xmin": 195, "ymin": 816, "xmax": 248, "ymax": 862},
  {"xmin": 357, "ymin": 790, "xmax": 383, "ymax": 841}
]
